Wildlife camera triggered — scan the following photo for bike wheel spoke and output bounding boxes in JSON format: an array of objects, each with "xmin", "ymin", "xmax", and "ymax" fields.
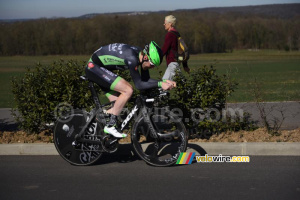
[
  {"xmin": 132, "ymin": 113, "xmax": 187, "ymax": 167},
  {"xmin": 149, "ymin": 141, "xmax": 160, "ymax": 160}
]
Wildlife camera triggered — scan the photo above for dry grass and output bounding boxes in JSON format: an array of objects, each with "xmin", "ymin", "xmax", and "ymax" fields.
[{"xmin": 1, "ymin": 128, "xmax": 300, "ymax": 144}]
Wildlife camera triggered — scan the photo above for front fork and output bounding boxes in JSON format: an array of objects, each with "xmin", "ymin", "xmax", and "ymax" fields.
[{"xmin": 136, "ymin": 96, "xmax": 159, "ymax": 139}]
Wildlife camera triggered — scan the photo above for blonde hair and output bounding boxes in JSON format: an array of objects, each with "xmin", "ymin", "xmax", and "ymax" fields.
[{"xmin": 165, "ymin": 15, "xmax": 176, "ymax": 26}]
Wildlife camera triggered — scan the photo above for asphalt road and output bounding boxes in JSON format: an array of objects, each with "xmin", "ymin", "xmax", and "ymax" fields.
[{"xmin": 0, "ymin": 155, "xmax": 299, "ymax": 200}]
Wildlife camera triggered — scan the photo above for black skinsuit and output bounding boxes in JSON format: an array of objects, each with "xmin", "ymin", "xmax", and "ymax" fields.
[{"xmin": 85, "ymin": 43, "xmax": 160, "ymax": 94}]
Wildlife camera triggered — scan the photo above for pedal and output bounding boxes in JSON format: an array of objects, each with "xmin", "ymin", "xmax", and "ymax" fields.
[{"xmin": 101, "ymin": 135, "xmax": 119, "ymax": 153}]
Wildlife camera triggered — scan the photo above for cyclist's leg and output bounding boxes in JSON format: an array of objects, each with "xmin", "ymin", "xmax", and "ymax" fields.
[
  {"xmin": 85, "ymin": 64, "xmax": 130, "ymax": 138},
  {"xmin": 85, "ymin": 64, "xmax": 113, "ymax": 93},
  {"xmin": 106, "ymin": 78, "xmax": 133, "ymax": 116},
  {"xmin": 105, "ymin": 91, "xmax": 119, "ymax": 102},
  {"xmin": 103, "ymin": 78, "xmax": 132, "ymax": 138}
]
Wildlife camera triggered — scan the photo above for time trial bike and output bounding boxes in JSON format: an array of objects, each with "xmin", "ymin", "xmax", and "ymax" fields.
[{"xmin": 53, "ymin": 76, "xmax": 188, "ymax": 167}]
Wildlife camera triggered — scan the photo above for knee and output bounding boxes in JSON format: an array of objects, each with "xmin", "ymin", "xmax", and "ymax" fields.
[{"xmin": 123, "ymin": 85, "xmax": 133, "ymax": 98}]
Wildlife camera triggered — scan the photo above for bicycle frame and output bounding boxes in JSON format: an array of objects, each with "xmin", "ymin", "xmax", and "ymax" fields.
[
  {"xmin": 120, "ymin": 105, "xmax": 138, "ymax": 130},
  {"xmin": 74, "ymin": 78, "xmax": 158, "ymax": 144},
  {"xmin": 54, "ymin": 76, "xmax": 188, "ymax": 166}
]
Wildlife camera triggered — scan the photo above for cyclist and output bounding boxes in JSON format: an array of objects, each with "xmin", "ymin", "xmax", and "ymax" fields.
[{"xmin": 85, "ymin": 41, "xmax": 176, "ymax": 138}]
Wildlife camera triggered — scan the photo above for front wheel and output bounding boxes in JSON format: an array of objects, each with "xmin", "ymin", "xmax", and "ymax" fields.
[{"xmin": 131, "ymin": 111, "xmax": 188, "ymax": 167}]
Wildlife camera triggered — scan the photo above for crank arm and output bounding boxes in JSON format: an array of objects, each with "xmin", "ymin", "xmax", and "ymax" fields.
[
  {"xmin": 74, "ymin": 149, "xmax": 105, "ymax": 153},
  {"xmin": 75, "ymin": 138, "xmax": 102, "ymax": 145}
]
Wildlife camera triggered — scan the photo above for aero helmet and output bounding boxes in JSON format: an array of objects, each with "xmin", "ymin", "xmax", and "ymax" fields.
[{"xmin": 143, "ymin": 41, "xmax": 163, "ymax": 66}]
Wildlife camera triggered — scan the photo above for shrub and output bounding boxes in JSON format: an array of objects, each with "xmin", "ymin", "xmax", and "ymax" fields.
[
  {"xmin": 12, "ymin": 61, "xmax": 256, "ymax": 135},
  {"xmin": 159, "ymin": 66, "xmax": 235, "ymax": 124},
  {"xmin": 11, "ymin": 59, "xmax": 93, "ymax": 133},
  {"xmin": 159, "ymin": 66, "xmax": 256, "ymax": 136}
]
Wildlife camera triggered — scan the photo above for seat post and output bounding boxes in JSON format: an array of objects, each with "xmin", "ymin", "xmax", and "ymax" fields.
[{"xmin": 88, "ymin": 81, "xmax": 101, "ymax": 110}]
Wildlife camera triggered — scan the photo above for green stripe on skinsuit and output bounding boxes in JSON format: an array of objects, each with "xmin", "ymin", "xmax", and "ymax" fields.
[
  {"xmin": 105, "ymin": 91, "xmax": 119, "ymax": 98},
  {"xmin": 110, "ymin": 76, "xmax": 122, "ymax": 90},
  {"xmin": 99, "ymin": 55, "xmax": 126, "ymax": 65},
  {"xmin": 158, "ymin": 81, "xmax": 162, "ymax": 88}
]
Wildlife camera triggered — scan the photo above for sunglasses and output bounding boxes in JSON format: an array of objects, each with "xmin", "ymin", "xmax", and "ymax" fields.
[
  {"xmin": 143, "ymin": 46, "xmax": 155, "ymax": 66},
  {"xmin": 149, "ymin": 60, "xmax": 154, "ymax": 66}
]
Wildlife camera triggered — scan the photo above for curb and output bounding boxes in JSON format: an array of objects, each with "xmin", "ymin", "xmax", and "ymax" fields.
[
  {"xmin": 0, "ymin": 143, "xmax": 59, "ymax": 155},
  {"xmin": 0, "ymin": 142, "xmax": 299, "ymax": 156},
  {"xmin": 187, "ymin": 142, "xmax": 300, "ymax": 156}
]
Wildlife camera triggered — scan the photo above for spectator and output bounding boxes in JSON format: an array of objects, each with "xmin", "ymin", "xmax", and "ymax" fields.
[{"xmin": 161, "ymin": 15, "xmax": 190, "ymax": 80}]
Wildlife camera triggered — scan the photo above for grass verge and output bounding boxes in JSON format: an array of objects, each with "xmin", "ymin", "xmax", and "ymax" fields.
[{"xmin": 0, "ymin": 50, "xmax": 299, "ymax": 107}]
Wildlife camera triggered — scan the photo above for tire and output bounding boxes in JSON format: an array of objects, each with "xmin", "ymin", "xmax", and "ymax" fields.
[
  {"xmin": 53, "ymin": 109, "xmax": 103, "ymax": 166},
  {"xmin": 131, "ymin": 111, "xmax": 188, "ymax": 167}
]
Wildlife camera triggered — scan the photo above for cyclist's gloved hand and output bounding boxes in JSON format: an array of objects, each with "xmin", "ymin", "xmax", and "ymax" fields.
[
  {"xmin": 161, "ymin": 81, "xmax": 175, "ymax": 90},
  {"xmin": 165, "ymin": 80, "xmax": 176, "ymax": 88}
]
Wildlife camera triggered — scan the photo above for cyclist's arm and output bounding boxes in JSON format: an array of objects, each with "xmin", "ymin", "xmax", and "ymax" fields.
[
  {"xmin": 140, "ymin": 66, "xmax": 176, "ymax": 89},
  {"xmin": 140, "ymin": 66, "xmax": 150, "ymax": 81},
  {"xmin": 130, "ymin": 66, "xmax": 160, "ymax": 90},
  {"xmin": 140, "ymin": 67, "xmax": 160, "ymax": 83}
]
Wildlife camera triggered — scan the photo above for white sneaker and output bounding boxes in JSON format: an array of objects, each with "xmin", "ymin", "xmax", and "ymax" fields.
[{"xmin": 104, "ymin": 126, "xmax": 127, "ymax": 138}]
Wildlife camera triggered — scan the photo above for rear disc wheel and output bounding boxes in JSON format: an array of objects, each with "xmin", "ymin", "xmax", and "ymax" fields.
[{"xmin": 53, "ymin": 109, "xmax": 103, "ymax": 166}]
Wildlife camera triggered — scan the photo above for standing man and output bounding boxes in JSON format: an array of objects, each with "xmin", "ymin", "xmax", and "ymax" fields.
[{"xmin": 161, "ymin": 15, "xmax": 190, "ymax": 80}]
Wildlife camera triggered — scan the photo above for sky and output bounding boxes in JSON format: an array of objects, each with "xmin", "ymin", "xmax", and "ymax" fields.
[{"xmin": 0, "ymin": 0, "xmax": 299, "ymax": 19}]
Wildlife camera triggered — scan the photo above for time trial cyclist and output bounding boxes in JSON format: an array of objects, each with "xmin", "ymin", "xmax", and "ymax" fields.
[{"xmin": 85, "ymin": 41, "xmax": 176, "ymax": 138}]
